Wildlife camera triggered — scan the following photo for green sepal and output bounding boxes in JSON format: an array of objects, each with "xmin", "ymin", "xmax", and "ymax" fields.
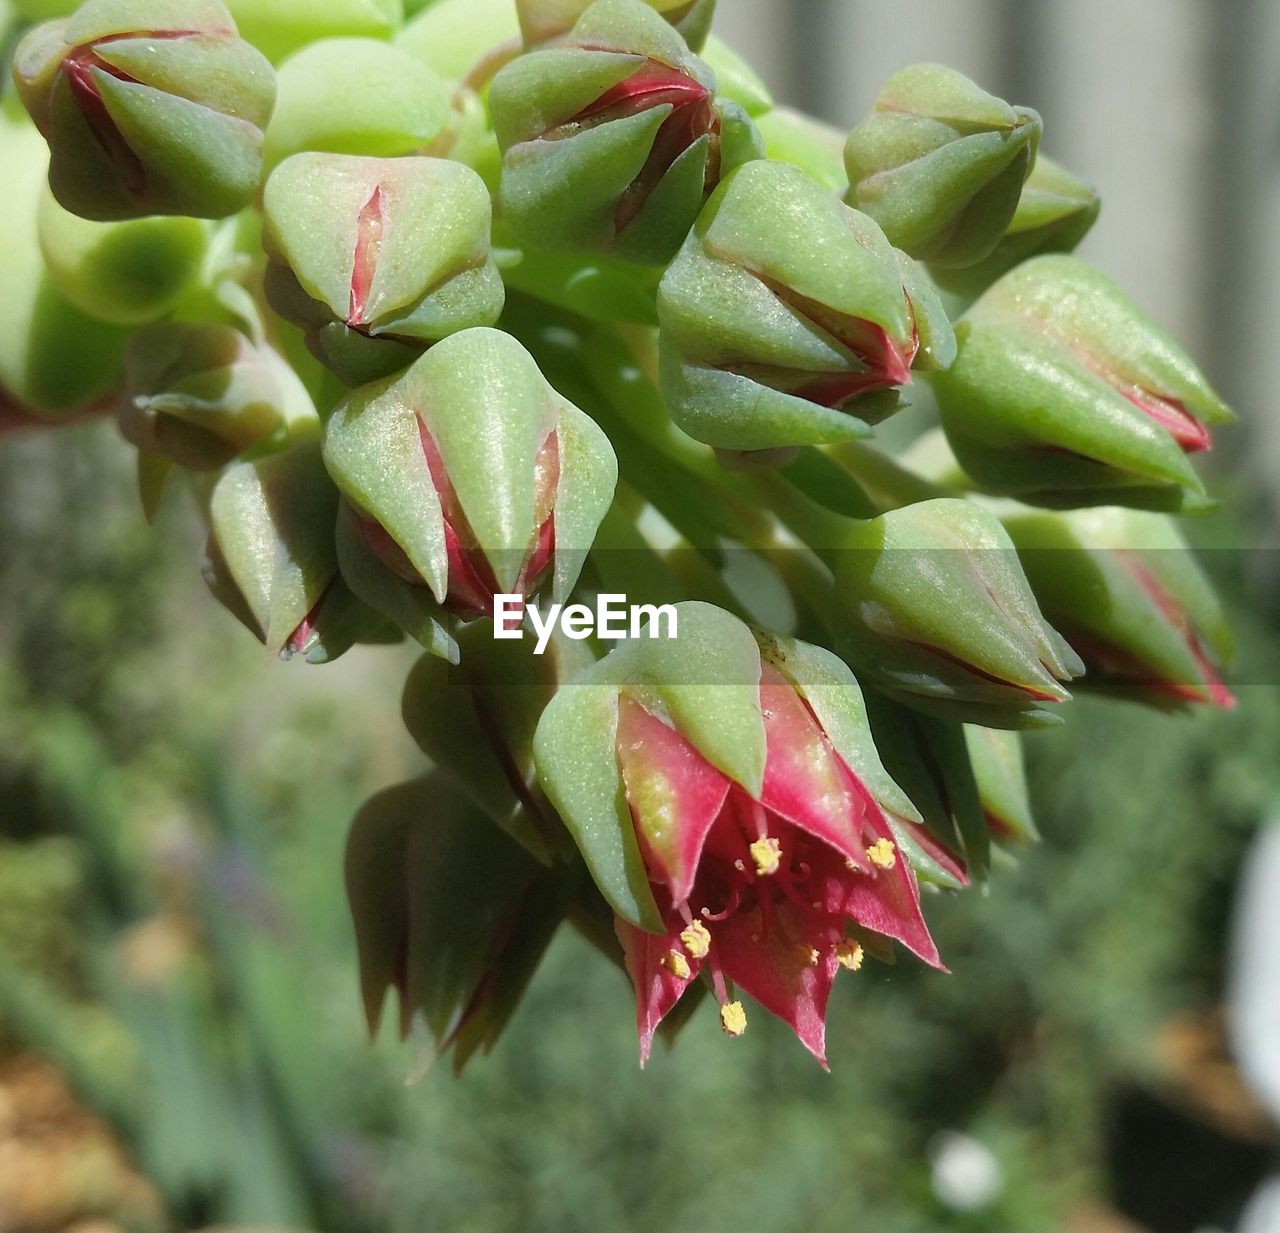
[
  {"xmin": 930, "ymin": 154, "xmax": 1101, "ymax": 299},
  {"xmin": 845, "ymin": 63, "xmax": 1040, "ymax": 268},
  {"xmin": 833, "ymin": 498, "xmax": 1084, "ymax": 728},
  {"xmin": 533, "ymin": 601, "xmax": 766, "ymax": 930},
  {"xmin": 264, "ymin": 38, "xmax": 452, "ymax": 171},
  {"xmin": 344, "ymin": 774, "xmax": 563, "ymax": 1068},
  {"xmin": 963, "ymin": 724, "xmax": 1037, "ymax": 845}
]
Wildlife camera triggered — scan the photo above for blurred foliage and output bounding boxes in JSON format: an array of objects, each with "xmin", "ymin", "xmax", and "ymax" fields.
[{"xmin": 1, "ymin": 422, "xmax": 1278, "ymax": 1233}]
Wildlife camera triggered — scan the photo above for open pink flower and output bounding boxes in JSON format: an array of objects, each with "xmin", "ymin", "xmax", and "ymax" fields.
[{"xmin": 613, "ymin": 663, "xmax": 942, "ymax": 1067}]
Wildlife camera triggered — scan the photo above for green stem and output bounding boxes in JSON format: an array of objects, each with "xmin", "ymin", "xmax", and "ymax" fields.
[{"xmin": 823, "ymin": 440, "xmax": 950, "ymax": 511}]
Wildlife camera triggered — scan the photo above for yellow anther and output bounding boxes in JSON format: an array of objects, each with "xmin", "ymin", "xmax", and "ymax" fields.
[
  {"xmin": 836, "ymin": 939, "xmax": 865, "ymax": 972},
  {"xmin": 662, "ymin": 950, "xmax": 691, "ymax": 980},
  {"xmin": 845, "ymin": 857, "xmax": 859, "ymax": 872},
  {"xmin": 798, "ymin": 945, "xmax": 820, "ymax": 967},
  {"xmin": 680, "ymin": 919, "xmax": 711, "ymax": 959},
  {"xmin": 720, "ymin": 1001, "xmax": 747, "ymax": 1037},
  {"xmin": 866, "ymin": 838, "xmax": 897, "ymax": 870},
  {"xmin": 749, "ymin": 835, "xmax": 782, "ymax": 876}
]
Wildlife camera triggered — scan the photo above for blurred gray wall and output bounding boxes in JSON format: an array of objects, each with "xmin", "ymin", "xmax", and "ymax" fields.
[{"xmin": 715, "ymin": 0, "xmax": 1280, "ymax": 538}]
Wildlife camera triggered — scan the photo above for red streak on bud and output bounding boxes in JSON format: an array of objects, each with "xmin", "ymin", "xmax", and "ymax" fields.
[
  {"xmin": 349, "ymin": 186, "xmax": 386, "ymax": 327},
  {"xmin": 417, "ymin": 419, "xmax": 559, "ymax": 619},
  {"xmin": 284, "ymin": 581, "xmax": 335, "ymax": 658},
  {"xmin": 1121, "ymin": 387, "xmax": 1212, "ymax": 453},
  {"xmin": 62, "ymin": 51, "xmax": 147, "ymax": 196},
  {"xmin": 1120, "ymin": 554, "xmax": 1236, "ymax": 708},
  {"xmin": 559, "ymin": 60, "xmax": 716, "ymax": 234},
  {"xmin": 904, "ymin": 640, "xmax": 1066, "ymax": 704}
]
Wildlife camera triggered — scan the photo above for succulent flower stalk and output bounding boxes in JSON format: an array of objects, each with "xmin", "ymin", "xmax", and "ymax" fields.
[
  {"xmin": 13, "ymin": 0, "xmax": 276, "ymax": 220},
  {"xmin": 930, "ymin": 256, "xmax": 1235, "ymax": 511},
  {"xmin": 534, "ymin": 602, "xmax": 943, "ymax": 1065},
  {"xmin": 263, "ymin": 153, "xmax": 505, "ymax": 386},
  {"xmin": 657, "ymin": 160, "xmax": 955, "ymax": 451},
  {"xmin": 490, "ymin": 0, "xmax": 760, "ymax": 265},
  {"xmin": 222, "ymin": 0, "xmax": 400, "ymax": 64},
  {"xmin": 1004, "ymin": 506, "xmax": 1235, "ymax": 710},
  {"xmin": 324, "ymin": 327, "xmax": 617, "ymax": 625},
  {"xmin": 844, "ymin": 63, "xmax": 1041, "ymax": 269},
  {"xmin": 119, "ymin": 323, "xmax": 319, "ymax": 471},
  {"xmin": 832, "ymin": 498, "xmax": 1084, "ymax": 728}
]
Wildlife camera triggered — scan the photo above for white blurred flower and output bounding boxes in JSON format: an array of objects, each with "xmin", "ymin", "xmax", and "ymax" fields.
[{"xmin": 929, "ymin": 1131, "xmax": 1003, "ymax": 1212}]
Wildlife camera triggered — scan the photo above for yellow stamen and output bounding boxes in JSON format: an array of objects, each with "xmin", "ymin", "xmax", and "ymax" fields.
[
  {"xmin": 845, "ymin": 857, "xmax": 859, "ymax": 872},
  {"xmin": 866, "ymin": 838, "xmax": 897, "ymax": 870},
  {"xmin": 799, "ymin": 945, "xmax": 820, "ymax": 967},
  {"xmin": 680, "ymin": 919, "xmax": 711, "ymax": 960},
  {"xmin": 836, "ymin": 939, "xmax": 864, "ymax": 972},
  {"xmin": 720, "ymin": 1001, "xmax": 747, "ymax": 1037},
  {"xmin": 749, "ymin": 835, "xmax": 782, "ymax": 876},
  {"xmin": 662, "ymin": 950, "xmax": 691, "ymax": 980}
]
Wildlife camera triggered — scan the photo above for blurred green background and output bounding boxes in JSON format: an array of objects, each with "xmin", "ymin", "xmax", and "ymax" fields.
[{"xmin": 4, "ymin": 1, "xmax": 1280, "ymax": 1231}]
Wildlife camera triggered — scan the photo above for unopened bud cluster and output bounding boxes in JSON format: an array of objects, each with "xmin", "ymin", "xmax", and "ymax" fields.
[{"xmin": 2, "ymin": 0, "xmax": 1239, "ymax": 1069}]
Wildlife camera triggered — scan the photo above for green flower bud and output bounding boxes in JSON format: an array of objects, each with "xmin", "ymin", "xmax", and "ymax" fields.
[
  {"xmin": 657, "ymin": 160, "xmax": 954, "ymax": 451},
  {"xmin": 324, "ymin": 327, "xmax": 617, "ymax": 620},
  {"xmin": 263, "ymin": 38, "xmax": 452, "ymax": 171},
  {"xmin": 929, "ymin": 154, "xmax": 1100, "ymax": 298},
  {"xmin": 396, "ymin": 0, "xmax": 520, "ymax": 83},
  {"xmin": 223, "ymin": 0, "xmax": 400, "ymax": 65},
  {"xmin": 844, "ymin": 63, "xmax": 1041, "ymax": 268},
  {"xmin": 930, "ymin": 255, "xmax": 1234, "ymax": 511},
  {"xmin": 37, "ymin": 185, "xmax": 208, "ymax": 325},
  {"xmin": 490, "ymin": 0, "xmax": 761, "ymax": 265},
  {"xmin": 962, "ymin": 724, "xmax": 1038, "ymax": 845},
  {"xmin": 119, "ymin": 323, "xmax": 319, "ymax": 470},
  {"xmin": 517, "ymin": 0, "xmax": 715, "ymax": 50},
  {"xmin": 263, "ymin": 153, "xmax": 504, "ymax": 385},
  {"xmin": 832, "ymin": 498, "xmax": 1083, "ymax": 728},
  {"xmin": 14, "ymin": 0, "xmax": 276, "ymax": 221},
  {"xmin": 201, "ymin": 441, "xmax": 396, "ymax": 662},
  {"xmin": 0, "ymin": 97, "xmax": 129, "ymax": 418},
  {"xmin": 345, "ymin": 774, "xmax": 567, "ymax": 1072},
  {"xmin": 1003, "ymin": 506, "xmax": 1235, "ymax": 709},
  {"xmin": 402, "ymin": 624, "xmax": 593, "ymax": 861}
]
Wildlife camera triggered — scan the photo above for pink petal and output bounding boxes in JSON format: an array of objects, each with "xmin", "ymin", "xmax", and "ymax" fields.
[
  {"xmin": 615, "ymin": 696, "xmax": 732, "ymax": 906},
  {"xmin": 614, "ymin": 915, "xmax": 699, "ymax": 1066},
  {"xmin": 713, "ymin": 899, "xmax": 840, "ymax": 1068},
  {"xmin": 757, "ymin": 665, "xmax": 868, "ymax": 868}
]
